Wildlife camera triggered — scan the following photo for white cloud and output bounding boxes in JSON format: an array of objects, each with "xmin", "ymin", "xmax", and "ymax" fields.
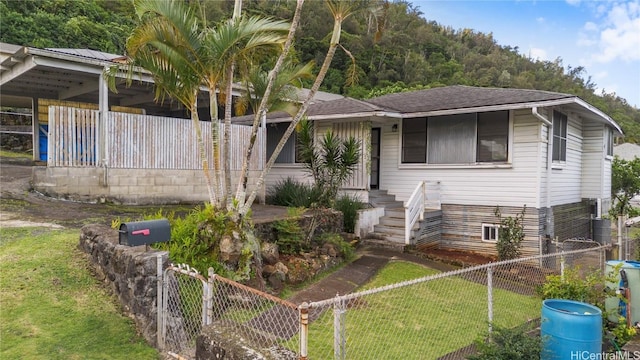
[
  {"xmin": 566, "ymin": 0, "xmax": 581, "ymax": 6},
  {"xmin": 536, "ymin": 17, "xmax": 545, "ymax": 23},
  {"xmin": 579, "ymin": 1, "xmax": 640, "ymax": 63},
  {"xmin": 529, "ymin": 47, "xmax": 548, "ymax": 60}
]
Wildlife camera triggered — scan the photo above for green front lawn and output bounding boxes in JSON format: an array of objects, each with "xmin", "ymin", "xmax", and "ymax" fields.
[
  {"xmin": 305, "ymin": 261, "xmax": 540, "ymax": 359},
  {"xmin": 0, "ymin": 227, "xmax": 159, "ymax": 359}
]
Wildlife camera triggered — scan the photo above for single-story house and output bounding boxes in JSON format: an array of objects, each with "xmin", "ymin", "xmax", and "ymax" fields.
[
  {"xmin": 261, "ymin": 85, "xmax": 623, "ymax": 256},
  {"xmin": 1, "ymin": 43, "xmax": 623, "ymax": 256}
]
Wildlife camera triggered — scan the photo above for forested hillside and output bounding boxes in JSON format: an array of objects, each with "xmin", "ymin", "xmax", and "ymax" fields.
[{"xmin": 1, "ymin": 0, "xmax": 638, "ymax": 142}]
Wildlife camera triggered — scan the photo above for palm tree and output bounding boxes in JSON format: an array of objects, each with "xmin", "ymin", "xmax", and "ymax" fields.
[
  {"xmin": 240, "ymin": 0, "xmax": 375, "ymax": 215},
  {"xmin": 120, "ymin": 0, "xmax": 289, "ymax": 210}
]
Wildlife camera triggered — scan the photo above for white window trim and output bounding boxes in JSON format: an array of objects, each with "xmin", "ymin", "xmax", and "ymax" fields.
[
  {"xmin": 397, "ymin": 111, "xmax": 513, "ymax": 166},
  {"xmin": 482, "ymin": 223, "xmax": 501, "ymax": 243}
]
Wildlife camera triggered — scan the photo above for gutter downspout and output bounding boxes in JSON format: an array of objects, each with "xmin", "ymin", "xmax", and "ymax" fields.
[{"xmin": 532, "ymin": 107, "xmax": 553, "ymax": 236}]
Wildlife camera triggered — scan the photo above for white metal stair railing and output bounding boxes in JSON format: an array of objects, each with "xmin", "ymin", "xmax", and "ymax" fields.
[{"xmin": 404, "ymin": 181, "xmax": 426, "ymax": 244}]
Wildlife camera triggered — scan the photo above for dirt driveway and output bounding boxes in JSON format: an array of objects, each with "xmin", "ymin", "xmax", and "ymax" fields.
[{"xmin": 0, "ymin": 159, "xmax": 196, "ymax": 228}]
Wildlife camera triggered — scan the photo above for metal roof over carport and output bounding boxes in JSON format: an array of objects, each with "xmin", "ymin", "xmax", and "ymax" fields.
[{"xmin": 0, "ymin": 42, "xmax": 210, "ymax": 117}]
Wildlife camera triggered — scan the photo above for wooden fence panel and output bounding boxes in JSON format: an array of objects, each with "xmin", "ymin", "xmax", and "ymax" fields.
[
  {"xmin": 48, "ymin": 106, "xmax": 99, "ymax": 167},
  {"xmin": 47, "ymin": 107, "xmax": 264, "ymax": 171}
]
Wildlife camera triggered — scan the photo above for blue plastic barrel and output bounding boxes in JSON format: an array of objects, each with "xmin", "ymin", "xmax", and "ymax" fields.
[
  {"xmin": 541, "ymin": 299, "xmax": 602, "ymax": 360},
  {"xmin": 39, "ymin": 125, "xmax": 48, "ymax": 161}
]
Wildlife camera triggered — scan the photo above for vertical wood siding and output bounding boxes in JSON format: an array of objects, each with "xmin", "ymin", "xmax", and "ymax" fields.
[
  {"xmin": 48, "ymin": 106, "xmax": 99, "ymax": 167},
  {"xmin": 332, "ymin": 121, "xmax": 370, "ymax": 190},
  {"xmin": 48, "ymin": 107, "xmax": 264, "ymax": 171}
]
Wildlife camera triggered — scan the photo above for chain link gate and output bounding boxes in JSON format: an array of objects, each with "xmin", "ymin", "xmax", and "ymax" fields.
[{"xmin": 159, "ymin": 264, "xmax": 212, "ymax": 359}]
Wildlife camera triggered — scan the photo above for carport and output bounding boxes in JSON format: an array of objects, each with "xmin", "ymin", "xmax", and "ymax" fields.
[{"xmin": 0, "ymin": 42, "xmax": 225, "ymax": 162}]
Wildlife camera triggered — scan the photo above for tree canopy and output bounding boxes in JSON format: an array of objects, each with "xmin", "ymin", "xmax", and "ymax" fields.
[{"xmin": 2, "ymin": 0, "xmax": 639, "ymax": 142}]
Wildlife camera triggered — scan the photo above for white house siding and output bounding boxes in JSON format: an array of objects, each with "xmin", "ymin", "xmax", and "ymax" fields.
[
  {"xmin": 549, "ymin": 112, "xmax": 583, "ymax": 206},
  {"xmin": 581, "ymin": 122, "xmax": 612, "ymax": 215},
  {"xmin": 538, "ymin": 123, "xmax": 550, "ymax": 208},
  {"xmin": 379, "ymin": 110, "xmax": 542, "ymax": 208}
]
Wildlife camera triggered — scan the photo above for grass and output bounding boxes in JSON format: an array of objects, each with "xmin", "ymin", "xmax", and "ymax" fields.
[
  {"xmin": 303, "ymin": 261, "xmax": 540, "ymax": 359},
  {"xmin": 0, "ymin": 149, "xmax": 31, "ymax": 159},
  {"xmin": 0, "ymin": 227, "xmax": 159, "ymax": 359}
]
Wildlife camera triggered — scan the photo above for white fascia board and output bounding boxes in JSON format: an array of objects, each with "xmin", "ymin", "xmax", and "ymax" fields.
[
  {"xmin": 572, "ymin": 97, "xmax": 623, "ymax": 135},
  {"xmin": 397, "ymin": 98, "xmax": 578, "ymax": 118},
  {"xmin": 33, "ymin": 57, "xmax": 104, "ymax": 75}
]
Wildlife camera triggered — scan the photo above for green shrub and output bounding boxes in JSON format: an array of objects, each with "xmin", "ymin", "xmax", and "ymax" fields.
[
  {"xmin": 333, "ymin": 194, "xmax": 366, "ymax": 233},
  {"xmin": 273, "ymin": 208, "xmax": 307, "ymax": 255},
  {"xmin": 314, "ymin": 232, "xmax": 356, "ymax": 261},
  {"xmin": 536, "ymin": 264, "xmax": 636, "ymax": 346},
  {"xmin": 266, "ymin": 177, "xmax": 320, "ymax": 207},
  {"xmin": 494, "ymin": 206, "xmax": 526, "ymax": 260},
  {"xmin": 151, "ymin": 205, "xmax": 255, "ymax": 280},
  {"xmin": 467, "ymin": 325, "xmax": 540, "ymax": 360}
]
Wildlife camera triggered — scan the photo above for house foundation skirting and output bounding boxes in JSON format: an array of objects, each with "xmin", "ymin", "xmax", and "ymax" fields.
[
  {"xmin": 32, "ymin": 166, "xmax": 263, "ymax": 205},
  {"xmin": 437, "ymin": 204, "xmax": 543, "ymax": 257}
]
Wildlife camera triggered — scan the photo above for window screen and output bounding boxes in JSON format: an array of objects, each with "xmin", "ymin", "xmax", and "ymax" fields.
[
  {"xmin": 402, "ymin": 118, "xmax": 427, "ymax": 163},
  {"xmin": 427, "ymin": 113, "xmax": 475, "ymax": 164},
  {"xmin": 477, "ymin": 111, "xmax": 509, "ymax": 162}
]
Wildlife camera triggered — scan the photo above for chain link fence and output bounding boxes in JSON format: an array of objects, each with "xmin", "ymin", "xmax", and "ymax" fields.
[
  {"xmin": 160, "ymin": 244, "xmax": 609, "ymax": 359},
  {"xmin": 302, "ymin": 244, "xmax": 608, "ymax": 360},
  {"xmin": 161, "ymin": 264, "xmax": 208, "ymax": 359}
]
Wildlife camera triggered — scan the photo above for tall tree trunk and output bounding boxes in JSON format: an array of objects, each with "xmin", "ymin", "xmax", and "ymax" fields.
[
  {"xmin": 191, "ymin": 98, "xmax": 216, "ymax": 206},
  {"xmin": 209, "ymin": 85, "xmax": 224, "ymax": 208},
  {"xmin": 240, "ymin": 10, "xmax": 345, "ymax": 215},
  {"xmin": 234, "ymin": 0, "xmax": 305, "ymax": 209},
  {"xmin": 224, "ymin": 63, "xmax": 235, "ymax": 210}
]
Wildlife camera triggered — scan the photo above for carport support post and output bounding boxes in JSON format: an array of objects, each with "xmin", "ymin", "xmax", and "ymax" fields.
[{"xmin": 98, "ymin": 67, "xmax": 109, "ymax": 168}]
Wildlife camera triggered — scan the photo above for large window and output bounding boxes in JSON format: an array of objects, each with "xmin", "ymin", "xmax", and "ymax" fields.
[
  {"xmin": 402, "ymin": 118, "xmax": 427, "ymax": 163},
  {"xmin": 266, "ymin": 122, "xmax": 298, "ymax": 163},
  {"xmin": 552, "ymin": 110, "xmax": 567, "ymax": 162},
  {"xmin": 401, "ymin": 111, "xmax": 509, "ymax": 164},
  {"xmin": 477, "ymin": 111, "xmax": 509, "ymax": 162}
]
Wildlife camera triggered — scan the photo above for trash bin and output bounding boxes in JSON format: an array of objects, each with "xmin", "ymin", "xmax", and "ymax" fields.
[
  {"xmin": 605, "ymin": 260, "xmax": 640, "ymax": 324},
  {"xmin": 541, "ymin": 299, "xmax": 602, "ymax": 360}
]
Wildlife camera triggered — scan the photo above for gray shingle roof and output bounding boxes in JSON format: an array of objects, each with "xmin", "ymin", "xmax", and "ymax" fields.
[
  {"xmin": 306, "ymin": 97, "xmax": 385, "ymax": 117},
  {"xmin": 366, "ymin": 85, "xmax": 575, "ymax": 113}
]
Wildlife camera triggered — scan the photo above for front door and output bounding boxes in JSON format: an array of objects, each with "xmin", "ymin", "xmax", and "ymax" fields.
[{"xmin": 370, "ymin": 128, "xmax": 381, "ymax": 189}]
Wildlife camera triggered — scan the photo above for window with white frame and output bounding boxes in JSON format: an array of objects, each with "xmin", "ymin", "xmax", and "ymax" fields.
[
  {"xmin": 482, "ymin": 223, "xmax": 500, "ymax": 242},
  {"xmin": 606, "ymin": 127, "xmax": 614, "ymax": 157},
  {"xmin": 552, "ymin": 110, "xmax": 568, "ymax": 162},
  {"xmin": 401, "ymin": 110, "xmax": 509, "ymax": 164},
  {"xmin": 266, "ymin": 122, "xmax": 299, "ymax": 163}
]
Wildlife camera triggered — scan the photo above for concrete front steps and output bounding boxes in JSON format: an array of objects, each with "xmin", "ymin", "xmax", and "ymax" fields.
[{"xmin": 361, "ymin": 190, "xmax": 417, "ymax": 252}]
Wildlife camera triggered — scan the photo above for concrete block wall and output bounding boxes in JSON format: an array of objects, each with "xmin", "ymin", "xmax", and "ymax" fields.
[{"xmin": 32, "ymin": 166, "xmax": 265, "ymax": 205}]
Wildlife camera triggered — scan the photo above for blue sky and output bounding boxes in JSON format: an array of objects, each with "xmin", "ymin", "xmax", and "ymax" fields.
[{"xmin": 411, "ymin": 0, "xmax": 640, "ymax": 108}]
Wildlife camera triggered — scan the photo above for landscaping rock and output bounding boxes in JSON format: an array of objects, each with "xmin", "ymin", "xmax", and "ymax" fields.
[{"xmin": 261, "ymin": 242, "xmax": 279, "ymax": 265}]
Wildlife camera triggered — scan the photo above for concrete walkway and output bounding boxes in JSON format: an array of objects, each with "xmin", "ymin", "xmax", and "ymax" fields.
[{"xmin": 288, "ymin": 246, "xmax": 456, "ymax": 305}]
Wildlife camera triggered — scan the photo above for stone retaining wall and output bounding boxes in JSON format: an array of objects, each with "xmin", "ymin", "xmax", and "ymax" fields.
[{"xmin": 78, "ymin": 224, "xmax": 168, "ymax": 346}]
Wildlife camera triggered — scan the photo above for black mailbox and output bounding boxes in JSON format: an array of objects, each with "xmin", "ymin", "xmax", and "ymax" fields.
[{"xmin": 119, "ymin": 219, "xmax": 171, "ymax": 246}]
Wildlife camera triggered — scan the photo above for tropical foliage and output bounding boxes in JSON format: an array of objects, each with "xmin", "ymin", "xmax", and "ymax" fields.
[
  {"xmin": 296, "ymin": 119, "xmax": 361, "ymax": 208},
  {"xmin": 3, "ymin": 0, "xmax": 638, "ymax": 143},
  {"xmin": 611, "ymin": 156, "xmax": 640, "ymax": 217}
]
